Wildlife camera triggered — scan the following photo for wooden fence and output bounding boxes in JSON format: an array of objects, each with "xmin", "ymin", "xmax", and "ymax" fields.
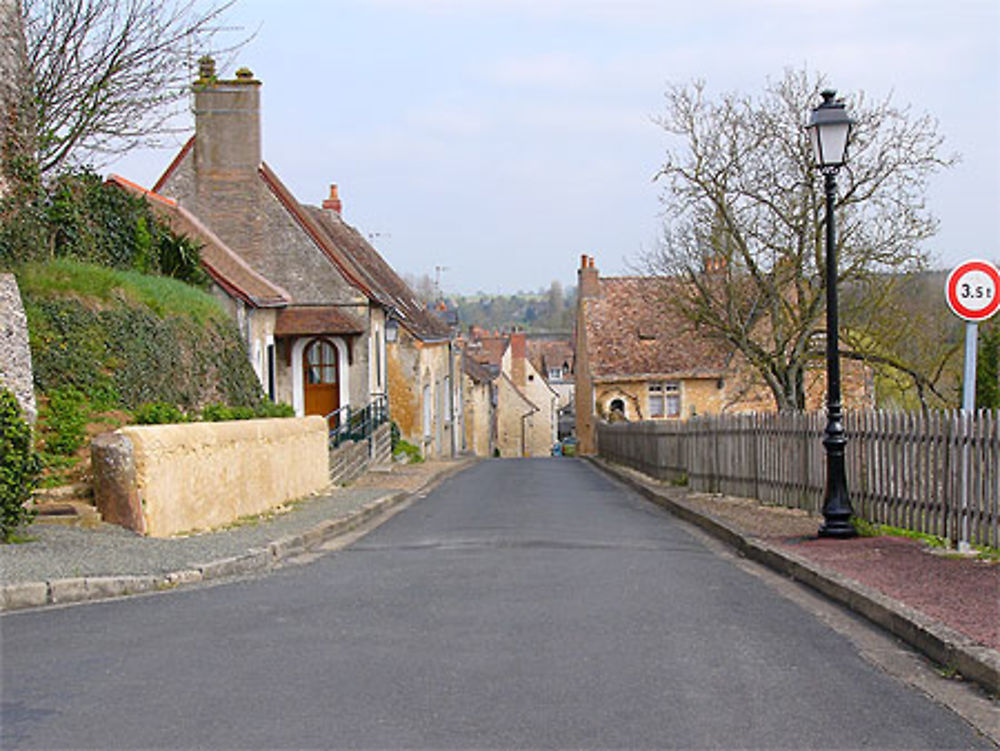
[{"xmin": 597, "ymin": 410, "xmax": 1000, "ymax": 548}]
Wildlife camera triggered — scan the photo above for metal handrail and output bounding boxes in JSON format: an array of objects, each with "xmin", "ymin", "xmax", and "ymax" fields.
[{"xmin": 326, "ymin": 393, "xmax": 390, "ymax": 448}]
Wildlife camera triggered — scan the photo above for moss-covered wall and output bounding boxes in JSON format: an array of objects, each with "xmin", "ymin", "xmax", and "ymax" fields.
[{"xmin": 24, "ymin": 295, "xmax": 263, "ymax": 410}]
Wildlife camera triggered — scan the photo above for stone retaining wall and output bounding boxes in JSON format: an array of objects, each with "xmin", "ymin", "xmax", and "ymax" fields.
[
  {"xmin": 0, "ymin": 273, "xmax": 36, "ymax": 422},
  {"xmin": 92, "ymin": 417, "xmax": 329, "ymax": 537}
]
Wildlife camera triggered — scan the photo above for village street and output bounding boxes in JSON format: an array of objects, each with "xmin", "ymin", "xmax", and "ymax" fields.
[{"xmin": 1, "ymin": 459, "xmax": 992, "ymax": 749}]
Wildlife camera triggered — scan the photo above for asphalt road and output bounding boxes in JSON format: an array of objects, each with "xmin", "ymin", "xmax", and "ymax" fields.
[{"xmin": 1, "ymin": 459, "xmax": 991, "ymax": 749}]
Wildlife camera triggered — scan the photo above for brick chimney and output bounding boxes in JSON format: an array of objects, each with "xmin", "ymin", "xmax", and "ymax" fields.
[
  {"xmin": 578, "ymin": 254, "xmax": 600, "ymax": 298},
  {"xmin": 510, "ymin": 331, "xmax": 526, "ymax": 388},
  {"xmin": 192, "ymin": 57, "xmax": 262, "ymax": 179},
  {"xmin": 188, "ymin": 58, "xmax": 265, "ymax": 267},
  {"xmin": 322, "ymin": 184, "xmax": 342, "ymax": 215}
]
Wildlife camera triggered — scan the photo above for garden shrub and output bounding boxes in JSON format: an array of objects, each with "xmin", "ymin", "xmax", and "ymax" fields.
[
  {"xmin": 1, "ymin": 169, "xmax": 208, "ymax": 287},
  {"xmin": 40, "ymin": 387, "xmax": 88, "ymax": 456},
  {"xmin": 133, "ymin": 402, "xmax": 188, "ymax": 425},
  {"xmin": 200, "ymin": 402, "xmax": 292, "ymax": 421},
  {"xmin": 393, "ymin": 439, "xmax": 424, "ymax": 464},
  {"xmin": 0, "ymin": 389, "xmax": 40, "ymax": 541},
  {"xmin": 253, "ymin": 401, "xmax": 295, "ymax": 419}
]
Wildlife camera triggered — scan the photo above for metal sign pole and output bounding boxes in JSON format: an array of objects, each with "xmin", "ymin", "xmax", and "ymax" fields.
[
  {"xmin": 958, "ymin": 321, "xmax": 978, "ymax": 554},
  {"xmin": 944, "ymin": 259, "xmax": 999, "ymax": 555}
]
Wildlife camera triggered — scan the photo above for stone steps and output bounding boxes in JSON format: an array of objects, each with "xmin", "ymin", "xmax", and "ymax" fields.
[{"xmin": 29, "ymin": 483, "xmax": 103, "ymax": 528}]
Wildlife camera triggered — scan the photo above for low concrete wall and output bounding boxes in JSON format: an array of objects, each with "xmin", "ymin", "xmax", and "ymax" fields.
[{"xmin": 93, "ymin": 417, "xmax": 329, "ymax": 537}]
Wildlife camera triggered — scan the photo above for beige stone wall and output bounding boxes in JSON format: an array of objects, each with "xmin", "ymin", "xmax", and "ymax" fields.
[
  {"xmin": 387, "ymin": 331, "xmax": 420, "ymax": 444},
  {"xmin": 387, "ymin": 333, "xmax": 457, "ymax": 460},
  {"xmin": 462, "ymin": 375, "xmax": 493, "ymax": 457},
  {"xmin": 520, "ymin": 360, "xmax": 558, "ymax": 456},
  {"xmin": 111, "ymin": 417, "xmax": 328, "ymax": 537},
  {"xmin": 495, "ymin": 376, "xmax": 533, "ymax": 457},
  {"xmin": 594, "ymin": 377, "xmax": 727, "ymax": 422}
]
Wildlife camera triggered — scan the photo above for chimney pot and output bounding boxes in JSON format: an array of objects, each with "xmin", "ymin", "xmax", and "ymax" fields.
[
  {"xmin": 197, "ymin": 55, "xmax": 216, "ymax": 82},
  {"xmin": 578, "ymin": 254, "xmax": 600, "ymax": 298},
  {"xmin": 322, "ymin": 184, "xmax": 343, "ymax": 215}
]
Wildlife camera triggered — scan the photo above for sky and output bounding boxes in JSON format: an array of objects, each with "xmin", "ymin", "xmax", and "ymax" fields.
[{"xmin": 109, "ymin": 0, "xmax": 1000, "ymax": 295}]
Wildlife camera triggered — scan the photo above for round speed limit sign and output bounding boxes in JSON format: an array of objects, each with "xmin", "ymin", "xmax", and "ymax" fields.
[{"xmin": 946, "ymin": 259, "xmax": 1000, "ymax": 322}]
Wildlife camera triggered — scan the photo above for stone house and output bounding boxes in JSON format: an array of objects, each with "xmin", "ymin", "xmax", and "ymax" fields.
[
  {"xmin": 310, "ymin": 205, "xmax": 461, "ymax": 460},
  {"xmin": 526, "ymin": 335, "xmax": 575, "ymax": 439},
  {"xmin": 573, "ymin": 255, "xmax": 874, "ymax": 454},
  {"xmin": 461, "ymin": 353, "xmax": 496, "ymax": 457},
  {"xmin": 465, "ymin": 329, "xmax": 558, "ymax": 457},
  {"xmin": 526, "ymin": 336, "xmax": 574, "ymax": 411},
  {"xmin": 137, "ymin": 59, "xmax": 460, "ymax": 453}
]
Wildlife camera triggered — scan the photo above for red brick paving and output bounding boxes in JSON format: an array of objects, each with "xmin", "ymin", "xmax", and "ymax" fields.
[{"xmin": 775, "ymin": 535, "xmax": 1000, "ymax": 650}]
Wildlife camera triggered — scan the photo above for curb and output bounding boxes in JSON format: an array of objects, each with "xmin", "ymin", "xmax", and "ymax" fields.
[
  {"xmin": 588, "ymin": 456, "xmax": 1000, "ymax": 697},
  {"xmin": 1, "ymin": 458, "xmax": 476, "ymax": 614}
]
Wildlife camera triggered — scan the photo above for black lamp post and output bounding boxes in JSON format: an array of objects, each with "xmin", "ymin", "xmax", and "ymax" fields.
[{"xmin": 807, "ymin": 89, "xmax": 857, "ymax": 539}]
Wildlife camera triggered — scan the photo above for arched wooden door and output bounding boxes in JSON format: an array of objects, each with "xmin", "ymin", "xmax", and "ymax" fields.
[{"xmin": 303, "ymin": 338, "xmax": 339, "ymax": 423}]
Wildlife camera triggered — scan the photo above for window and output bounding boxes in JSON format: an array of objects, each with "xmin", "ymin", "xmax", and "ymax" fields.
[
  {"xmin": 609, "ymin": 398, "xmax": 625, "ymax": 416},
  {"xmin": 443, "ymin": 375, "xmax": 451, "ymax": 420},
  {"xmin": 548, "ymin": 368, "xmax": 563, "ymax": 381},
  {"xmin": 266, "ymin": 343, "xmax": 276, "ymax": 401},
  {"xmin": 649, "ymin": 382, "xmax": 681, "ymax": 418},
  {"xmin": 305, "ymin": 340, "xmax": 337, "ymax": 384}
]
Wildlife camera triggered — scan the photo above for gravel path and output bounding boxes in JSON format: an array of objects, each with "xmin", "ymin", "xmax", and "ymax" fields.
[{"xmin": 0, "ymin": 488, "xmax": 389, "ymax": 584}]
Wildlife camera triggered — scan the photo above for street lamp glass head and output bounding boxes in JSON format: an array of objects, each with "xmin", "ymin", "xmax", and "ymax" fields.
[{"xmin": 807, "ymin": 89, "xmax": 853, "ymax": 169}]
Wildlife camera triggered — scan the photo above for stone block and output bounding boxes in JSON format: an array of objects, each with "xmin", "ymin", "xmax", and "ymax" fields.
[
  {"xmin": 91, "ymin": 432, "xmax": 144, "ymax": 534},
  {"xmin": 49, "ymin": 578, "xmax": 89, "ymax": 604},
  {"xmin": 1, "ymin": 581, "xmax": 49, "ymax": 611}
]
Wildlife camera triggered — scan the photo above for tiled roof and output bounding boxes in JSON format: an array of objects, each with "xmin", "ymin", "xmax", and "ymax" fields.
[
  {"xmin": 462, "ymin": 351, "xmax": 494, "ymax": 384},
  {"xmin": 107, "ymin": 175, "xmax": 290, "ymax": 308},
  {"xmin": 582, "ymin": 277, "xmax": 730, "ymax": 380},
  {"xmin": 273, "ymin": 306, "xmax": 364, "ymax": 336},
  {"xmin": 150, "ymin": 140, "xmax": 450, "ymax": 343},
  {"xmin": 258, "ymin": 165, "xmax": 384, "ymax": 304},
  {"xmin": 304, "ymin": 206, "xmax": 452, "ymax": 342},
  {"xmin": 466, "ymin": 336, "xmax": 509, "ymax": 369},
  {"xmin": 526, "ymin": 338, "xmax": 574, "ymax": 376},
  {"xmin": 152, "ymin": 136, "xmax": 194, "ymax": 194}
]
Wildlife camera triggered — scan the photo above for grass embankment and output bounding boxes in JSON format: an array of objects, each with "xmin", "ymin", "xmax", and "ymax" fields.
[
  {"xmin": 16, "ymin": 257, "xmax": 226, "ymax": 324},
  {"xmin": 15, "ymin": 259, "xmax": 286, "ymax": 490}
]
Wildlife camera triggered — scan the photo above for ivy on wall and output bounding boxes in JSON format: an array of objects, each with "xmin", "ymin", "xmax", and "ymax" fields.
[{"xmin": 25, "ymin": 296, "xmax": 264, "ymax": 410}]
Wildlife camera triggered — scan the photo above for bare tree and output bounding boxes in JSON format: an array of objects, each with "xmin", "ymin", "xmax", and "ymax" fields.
[
  {"xmin": 22, "ymin": 0, "xmax": 247, "ymax": 176},
  {"xmin": 840, "ymin": 271, "xmax": 962, "ymax": 411},
  {"xmin": 645, "ymin": 68, "xmax": 955, "ymax": 411}
]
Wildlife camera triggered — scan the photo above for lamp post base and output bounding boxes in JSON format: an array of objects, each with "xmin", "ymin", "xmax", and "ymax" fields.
[{"xmin": 818, "ymin": 517, "xmax": 857, "ymax": 539}]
